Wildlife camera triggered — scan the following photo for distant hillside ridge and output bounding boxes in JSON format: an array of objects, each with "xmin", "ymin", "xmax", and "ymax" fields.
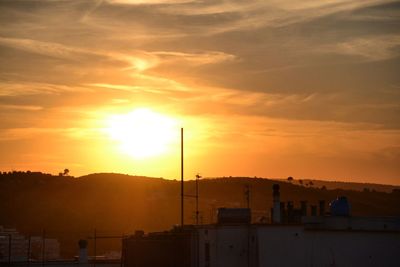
[{"xmin": 272, "ymin": 177, "xmax": 400, "ymax": 193}]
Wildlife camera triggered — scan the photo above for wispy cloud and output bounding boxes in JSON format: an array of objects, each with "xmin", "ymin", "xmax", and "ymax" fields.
[
  {"xmin": 0, "ymin": 104, "xmax": 44, "ymax": 111},
  {"xmin": 320, "ymin": 35, "xmax": 400, "ymax": 61},
  {"xmin": 150, "ymin": 51, "xmax": 236, "ymax": 65},
  {"xmin": 88, "ymin": 83, "xmax": 168, "ymax": 94},
  {"xmin": 91, "ymin": 72, "xmax": 192, "ymax": 93},
  {"xmin": 0, "ymin": 82, "xmax": 92, "ymax": 96},
  {"xmin": 0, "ymin": 128, "xmax": 63, "ymax": 141},
  {"xmin": 107, "ymin": 0, "xmax": 195, "ymax": 4},
  {"xmin": 112, "ymin": 50, "xmax": 235, "ymax": 73},
  {"xmin": 0, "ymin": 36, "xmax": 91, "ymax": 60},
  {"xmin": 0, "ymin": 127, "xmax": 103, "ymax": 141},
  {"xmin": 0, "ymin": 37, "xmax": 148, "ymax": 72},
  {"xmin": 157, "ymin": 0, "xmax": 394, "ymax": 35}
]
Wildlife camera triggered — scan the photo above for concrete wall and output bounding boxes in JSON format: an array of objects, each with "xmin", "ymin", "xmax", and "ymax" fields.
[
  {"xmin": 195, "ymin": 224, "xmax": 400, "ymax": 267},
  {"xmin": 257, "ymin": 226, "xmax": 400, "ymax": 267},
  {"xmin": 197, "ymin": 225, "xmax": 256, "ymax": 267}
]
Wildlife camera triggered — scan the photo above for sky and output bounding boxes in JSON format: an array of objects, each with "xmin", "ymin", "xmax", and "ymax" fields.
[{"xmin": 0, "ymin": 0, "xmax": 399, "ymax": 184}]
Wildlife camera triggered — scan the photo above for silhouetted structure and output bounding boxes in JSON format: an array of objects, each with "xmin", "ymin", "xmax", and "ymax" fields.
[
  {"xmin": 122, "ymin": 185, "xmax": 400, "ymax": 267},
  {"xmin": 123, "ymin": 229, "xmax": 193, "ymax": 267}
]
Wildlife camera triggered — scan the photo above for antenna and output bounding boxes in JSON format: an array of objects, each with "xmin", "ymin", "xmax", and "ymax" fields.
[
  {"xmin": 195, "ymin": 173, "xmax": 202, "ymax": 225},
  {"xmin": 181, "ymin": 128, "xmax": 184, "ymax": 227}
]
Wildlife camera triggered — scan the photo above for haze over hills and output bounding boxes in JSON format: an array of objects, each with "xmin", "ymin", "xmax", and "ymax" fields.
[{"xmin": 1, "ymin": 171, "xmax": 400, "ymax": 257}]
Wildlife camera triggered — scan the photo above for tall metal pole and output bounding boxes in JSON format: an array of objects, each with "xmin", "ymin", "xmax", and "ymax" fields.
[
  {"xmin": 181, "ymin": 128, "xmax": 184, "ymax": 227},
  {"xmin": 196, "ymin": 176, "xmax": 199, "ymax": 225},
  {"xmin": 42, "ymin": 229, "xmax": 45, "ymax": 267},
  {"xmin": 195, "ymin": 174, "xmax": 200, "ymax": 267}
]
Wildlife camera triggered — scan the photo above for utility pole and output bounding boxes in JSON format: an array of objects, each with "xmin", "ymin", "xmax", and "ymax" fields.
[
  {"xmin": 195, "ymin": 174, "xmax": 201, "ymax": 225},
  {"xmin": 181, "ymin": 128, "xmax": 184, "ymax": 227}
]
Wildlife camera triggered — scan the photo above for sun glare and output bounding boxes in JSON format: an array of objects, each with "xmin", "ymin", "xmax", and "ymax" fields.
[{"xmin": 105, "ymin": 108, "xmax": 178, "ymax": 159}]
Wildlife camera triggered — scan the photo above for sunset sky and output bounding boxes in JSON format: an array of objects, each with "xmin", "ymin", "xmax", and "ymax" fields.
[{"xmin": 0, "ymin": 0, "xmax": 399, "ymax": 184}]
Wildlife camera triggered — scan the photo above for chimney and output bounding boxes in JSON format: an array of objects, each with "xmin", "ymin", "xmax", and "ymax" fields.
[
  {"xmin": 78, "ymin": 239, "xmax": 88, "ymax": 263},
  {"xmin": 319, "ymin": 200, "xmax": 326, "ymax": 216},
  {"xmin": 272, "ymin": 184, "xmax": 281, "ymax": 223}
]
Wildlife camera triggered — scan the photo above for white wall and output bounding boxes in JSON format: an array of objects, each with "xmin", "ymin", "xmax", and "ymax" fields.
[
  {"xmin": 197, "ymin": 226, "xmax": 254, "ymax": 267},
  {"xmin": 195, "ymin": 223, "xmax": 400, "ymax": 267},
  {"xmin": 257, "ymin": 226, "xmax": 400, "ymax": 267}
]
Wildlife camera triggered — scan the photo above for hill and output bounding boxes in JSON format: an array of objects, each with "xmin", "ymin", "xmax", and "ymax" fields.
[
  {"xmin": 1, "ymin": 171, "xmax": 400, "ymax": 257},
  {"xmin": 275, "ymin": 177, "xmax": 400, "ymax": 193}
]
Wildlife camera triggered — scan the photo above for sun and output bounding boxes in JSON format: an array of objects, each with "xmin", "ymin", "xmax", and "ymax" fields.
[{"xmin": 105, "ymin": 108, "xmax": 178, "ymax": 159}]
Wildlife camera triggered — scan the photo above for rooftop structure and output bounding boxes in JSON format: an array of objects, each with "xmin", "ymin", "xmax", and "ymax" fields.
[
  {"xmin": 0, "ymin": 226, "xmax": 60, "ymax": 263},
  {"xmin": 122, "ymin": 184, "xmax": 400, "ymax": 267}
]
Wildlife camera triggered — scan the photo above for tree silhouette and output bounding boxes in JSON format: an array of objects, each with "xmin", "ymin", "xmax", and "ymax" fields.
[
  {"xmin": 287, "ymin": 176, "xmax": 294, "ymax": 183},
  {"xmin": 58, "ymin": 169, "xmax": 70, "ymax": 177}
]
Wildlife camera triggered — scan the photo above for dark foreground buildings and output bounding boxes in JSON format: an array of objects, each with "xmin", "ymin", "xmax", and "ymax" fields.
[{"xmin": 122, "ymin": 185, "xmax": 400, "ymax": 267}]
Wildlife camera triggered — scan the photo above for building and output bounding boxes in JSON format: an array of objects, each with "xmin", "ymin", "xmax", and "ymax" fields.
[
  {"xmin": 0, "ymin": 226, "xmax": 28, "ymax": 262},
  {"xmin": 122, "ymin": 184, "xmax": 400, "ymax": 267},
  {"xmin": 0, "ymin": 226, "xmax": 60, "ymax": 263},
  {"xmin": 123, "ymin": 229, "xmax": 194, "ymax": 267},
  {"xmin": 30, "ymin": 236, "xmax": 60, "ymax": 260}
]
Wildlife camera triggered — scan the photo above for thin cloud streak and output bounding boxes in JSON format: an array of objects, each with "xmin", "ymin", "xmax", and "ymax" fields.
[
  {"xmin": 157, "ymin": 0, "xmax": 394, "ymax": 35},
  {"xmin": 0, "ymin": 36, "xmax": 91, "ymax": 61},
  {"xmin": 0, "ymin": 127, "xmax": 103, "ymax": 141},
  {"xmin": 320, "ymin": 35, "xmax": 400, "ymax": 61},
  {"xmin": 0, "ymin": 82, "xmax": 93, "ymax": 96},
  {"xmin": 88, "ymin": 83, "xmax": 169, "ymax": 94},
  {"xmin": 107, "ymin": 0, "xmax": 195, "ymax": 4},
  {"xmin": 0, "ymin": 104, "xmax": 44, "ymax": 111},
  {"xmin": 150, "ymin": 51, "xmax": 236, "ymax": 65}
]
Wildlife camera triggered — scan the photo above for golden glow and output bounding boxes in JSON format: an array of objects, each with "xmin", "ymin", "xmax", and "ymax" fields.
[{"xmin": 105, "ymin": 108, "xmax": 178, "ymax": 159}]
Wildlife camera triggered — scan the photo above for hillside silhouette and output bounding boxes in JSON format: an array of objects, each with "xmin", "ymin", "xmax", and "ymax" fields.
[{"xmin": 1, "ymin": 171, "xmax": 400, "ymax": 257}]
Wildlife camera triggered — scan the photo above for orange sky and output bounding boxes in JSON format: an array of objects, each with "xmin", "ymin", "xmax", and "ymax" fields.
[{"xmin": 0, "ymin": 0, "xmax": 399, "ymax": 184}]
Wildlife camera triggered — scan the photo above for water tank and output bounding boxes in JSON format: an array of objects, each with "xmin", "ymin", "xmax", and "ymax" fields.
[{"xmin": 330, "ymin": 196, "xmax": 351, "ymax": 216}]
